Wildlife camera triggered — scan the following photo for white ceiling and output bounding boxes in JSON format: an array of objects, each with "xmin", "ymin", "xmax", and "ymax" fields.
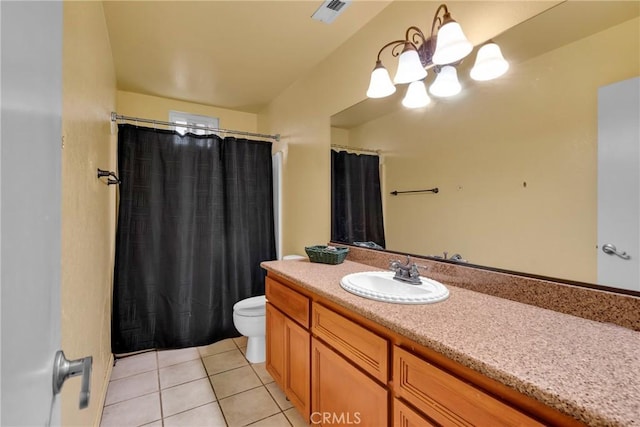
[{"xmin": 103, "ymin": 0, "xmax": 392, "ymax": 113}]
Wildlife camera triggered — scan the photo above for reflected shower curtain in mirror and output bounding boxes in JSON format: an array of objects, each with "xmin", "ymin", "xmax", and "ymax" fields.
[
  {"xmin": 112, "ymin": 124, "xmax": 276, "ymax": 353},
  {"xmin": 331, "ymin": 150, "xmax": 385, "ymax": 248}
]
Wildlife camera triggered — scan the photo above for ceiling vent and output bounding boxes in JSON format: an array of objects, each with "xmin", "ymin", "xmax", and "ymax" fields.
[{"xmin": 311, "ymin": 0, "xmax": 352, "ymax": 24}]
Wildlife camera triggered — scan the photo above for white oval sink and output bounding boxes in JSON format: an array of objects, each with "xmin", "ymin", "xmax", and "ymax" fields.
[{"xmin": 340, "ymin": 271, "xmax": 449, "ymax": 304}]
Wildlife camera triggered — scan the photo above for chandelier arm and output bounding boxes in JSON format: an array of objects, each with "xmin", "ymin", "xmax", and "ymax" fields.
[
  {"xmin": 430, "ymin": 4, "xmax": 449, "ymax": 38},
  {"xmin": 405, "ymin": 26, "xmax": 427, "ymax": 46},
  {"xmin": 376, "ymin": 39, "xmax": 411, "ymax": 61}
]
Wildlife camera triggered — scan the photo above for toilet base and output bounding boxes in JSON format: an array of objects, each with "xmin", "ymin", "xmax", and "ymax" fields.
[{"xmin": 245, "ymin": 336, "xmax": 265, "ymax": 364}]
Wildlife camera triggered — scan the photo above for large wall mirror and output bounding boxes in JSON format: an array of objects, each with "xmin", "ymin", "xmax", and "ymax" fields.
[{"xmin": 331, "ymin": 1, "xmax": 640, "ymax": 292}]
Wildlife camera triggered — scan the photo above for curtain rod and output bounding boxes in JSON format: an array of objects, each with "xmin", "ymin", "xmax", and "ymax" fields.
[
  {"xmin": 331, "ymin": 144, "xmax": 380, "ymax": 154},
  {"xmin": 111, "ymin": 112, "xmax": 280, "ymax": 142}
]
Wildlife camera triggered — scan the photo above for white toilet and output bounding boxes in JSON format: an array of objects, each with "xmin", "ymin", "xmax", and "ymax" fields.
[
  {"xmin": 233, "ymin": 295, "xmax": 267, "ymax": 363},
  {"xmin": 232, "ymin": 254, "xmax": 306, "ymax": 363}
]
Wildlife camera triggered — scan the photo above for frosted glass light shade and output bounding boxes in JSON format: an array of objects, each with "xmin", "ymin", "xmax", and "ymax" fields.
[
  {"xmin": 432, "ymin": 21, "xmax": 473, "ymax": 65},
  {"xmin": 402, "ymin": 81, "xmax": 431, "ymax": 108},
  {"xmin": 470, "ymin": 42, "xmax": 509, "ymax": 81},
  {"xmin": 429, "ymin": 65, "xmax": 461, "ymax": 97},
  {"xmin": 366, "ymin": 62, "xmax": 396, "ymax": 98},
  {"xmin": 393, "ymin": 45, "xmax": 427, "ymax": 84}
]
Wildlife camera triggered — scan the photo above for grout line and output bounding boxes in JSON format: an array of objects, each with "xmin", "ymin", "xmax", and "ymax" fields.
[
  {"xmin": 107, "ymin": 368, "xmax": 158, "ymax": 391},
  {"xmin": 281, "ymin": 408, "xmax": 297, "ymax": 427},
  {"xmin": 216, "ymin": 384, "xmax": 265, "ymax": 402},
  {"xmin": 109, "ymin": 367, "xmax": 157, "ymax": 381},
  {"xmin": 202, "ymin": 346, "xmax": 247, "ymax": 360},
  {"xmin": 201, "ymin": 352, "xmax": 230, "ymax": 427},
  {"xmin": 249, "ymin": 363, "xmax": 275, "ymax": 385},
  {"xmin": 103, "ymin": 389, "xmax": 160, "ymax": 408},
  {"xmin": 159, "ymin": 399, "xmax": 218, "ymax": 422},
  {"xmin": 156, "ymin": 352, "xmax": 165, "ymax": 426},
  {"xmin": 264, "ymin": 383, "xmax": 294, "ymax": 412},
  {"xmin": 244, "ymin": 410, "xmax": 288, "ymax": 426},
  {"xmin": 157, "ymin": 357, "xmax": 202, "ymax": 370},
  {"xmin": 156, "ymin": 348, "xmax": 202, "ymax": 370},
  {"xmin": 161, "ymin": 375, "xmax": 218, "ymax": 397}
]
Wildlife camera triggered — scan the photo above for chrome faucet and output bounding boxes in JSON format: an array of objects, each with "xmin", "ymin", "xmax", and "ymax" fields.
[
  {"xmin": 431, "ymin": 252, "xmax": 467, "ymax": 263},
  {"xmin": 449, "ymin": 253, "xmax": 467, "ymax": 262},
  {"xmin": 389, "ymin": 255, "xmax": 422, "ymax": 285}
]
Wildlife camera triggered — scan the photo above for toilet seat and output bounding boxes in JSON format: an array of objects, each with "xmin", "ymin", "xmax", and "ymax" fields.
[{"xmin": 233, "ymin": 295, "xmax": 266, "ymax": 317}]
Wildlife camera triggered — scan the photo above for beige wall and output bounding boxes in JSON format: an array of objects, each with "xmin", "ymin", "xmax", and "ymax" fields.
[
  {"xmin": 258, "ymin": 1, "xmax": 558, "ymax": 257},
  {"xmin": 330, "ymin": 127, "xmax": 350, "ymax": 147},
  {"xmin": 116, "ymin": 91, "xmax": 258, "ymax": 133},
  {"xmin": 62, "ymin": 2, "xmax": 117, "ymax": 425},
  {"xmin": 344, "ymin": 17, "xmax": 640, "ymax": 283}
]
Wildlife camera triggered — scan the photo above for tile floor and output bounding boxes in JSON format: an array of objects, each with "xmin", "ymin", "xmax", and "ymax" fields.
[{"xmin": 100, "ymin": 337, "xmax": 310, "ymax": 427}]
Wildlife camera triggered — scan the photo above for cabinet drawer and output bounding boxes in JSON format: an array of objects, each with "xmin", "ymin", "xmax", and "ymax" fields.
[
  {"xmin": 394, "ymin": 398, "xmax": 437, "ymax": 427},
  {"xmin": 266, "ymin": 276, "xmax": 310, "ymax": 328},
  {"xmin": 394, "ymin": 346, "xmax": 543, "ymax": 427},
  {"xmin": 312, "ymin": 303, "xmax": 388, "ymax": 383}
]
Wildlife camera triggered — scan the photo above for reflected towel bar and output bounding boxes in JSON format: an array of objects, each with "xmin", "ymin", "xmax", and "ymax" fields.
[
  {"xmin": 390, "ymin": 188, "xmax": 439, "ymax": 196},
  {"xmin": 97, "ymin": 168, "xmax": 121, "ymax": 185}
]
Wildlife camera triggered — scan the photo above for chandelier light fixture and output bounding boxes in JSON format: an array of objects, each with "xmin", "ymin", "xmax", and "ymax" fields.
[
  {"xmin": 402, "ymin": 80, "xmax": 431, "ymax": 108},
  {"xmin": 366, "ymin": 3, "xmax": 509, "ymax": 108}
]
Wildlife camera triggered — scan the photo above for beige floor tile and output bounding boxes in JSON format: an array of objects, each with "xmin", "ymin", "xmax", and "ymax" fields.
[
  {"xmin": 202, "ymin": 349, "xmax": 248, "ymax": 375},
  {"xmin": 157, "ymin": 347, "xmax": 200, "ymax": 368},
  {"xmin": 163, "ymin": 402, "xmax": 227, "ymax": 427},
  {"xmin": 219, "ymin": 386, "xmax": 280, "ymax": 427},
  {"xmin": 198, "ymin": 338, "xmax": 237, "ymax": 358},
  {"xmin": 100, "ymin": 392, "xmax": 161, "ymax": 427},
  {"xmin": 105, "ymin": 370, "xmax": 158, "ymax": 406},
  {"xmin": 159, "ymin": 359, "xmax": 206, "ymax": 389},
  {"xmin": 232, "ymin": 336, "xmax": 248, "ymax": 348},
  {"xmin": 161, "ymin": 377, "xmax": 216, "ymax": 417},
  {"xmin": 284, "ymin": 407, "xmax": 310, "ymax": 427},
  {"xmin": 209, "ymin": 365, "xmax": 262, "ymax": 399},
  {"xmin": 110, "ymin": 351, "xmax": 157, "ymax": 381},
  {"xmin": 265, "ymin": 382, "xmax": 293, "ymax": 410},
  {"xmin": 140, "ymin": 421, "xmax": 163, "ymax": 427},
  {"xmin": 251, "ymin": 363, "xmax": 274, "ymax": 384},
  {"xmin": 249, "ymin": 412, "xmax": 291, "ymax": 427}
]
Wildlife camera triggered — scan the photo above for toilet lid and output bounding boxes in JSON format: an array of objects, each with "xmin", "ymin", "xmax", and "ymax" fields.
[{"xmin": 233, "ymin": 295, "xmax": 266, "ymax": 317}]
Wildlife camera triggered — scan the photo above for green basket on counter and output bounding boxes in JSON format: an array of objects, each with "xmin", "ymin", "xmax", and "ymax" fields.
[{"xmin": 304, "ymin": 245, "xmax": 349, "ymax": 265}]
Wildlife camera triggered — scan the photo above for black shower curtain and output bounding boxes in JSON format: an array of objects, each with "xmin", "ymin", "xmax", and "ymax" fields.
[
  {"xmin": 331, "ymin": 150, "xmax": 385, "ymax": 248},
  {"xmin": 112, "ymin": 124, "xmax": 276, "ymax": 353}
]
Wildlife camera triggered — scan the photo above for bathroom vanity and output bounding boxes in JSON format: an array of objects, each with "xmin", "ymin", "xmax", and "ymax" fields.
[{"xmin": 261, "ymin": 256, "xmax": 640, "ymax": 426}]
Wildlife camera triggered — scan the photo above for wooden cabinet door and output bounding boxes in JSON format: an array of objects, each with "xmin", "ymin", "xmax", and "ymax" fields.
[
  {"xmin": 266, "ymin": 302, "xmax": 285, "ymax": 387},
  {"xmin": 312, "ymin": 338, "xmax": 387, "ymax": 426},
  {"xmin": 285, "ymin": 317, "xmax": 310, "ymax": 420}
]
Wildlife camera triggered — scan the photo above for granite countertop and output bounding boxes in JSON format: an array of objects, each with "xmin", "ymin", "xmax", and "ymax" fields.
[{"xmin": 261, "ymin": 259, "xmax": 640, "ymax": 427}]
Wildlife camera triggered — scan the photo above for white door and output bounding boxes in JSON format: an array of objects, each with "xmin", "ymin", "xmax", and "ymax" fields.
[
  {"xmin": 1, "ymin": 1, "xmax": 63, "ymax": 425},
  {"xmin": 597, "ymin": 77, "xmax": 640, "ymax": 291}
]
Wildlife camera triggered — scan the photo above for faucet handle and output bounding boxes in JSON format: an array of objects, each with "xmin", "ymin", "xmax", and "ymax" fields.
[{"xmin": 409, "ymin": 263, "xmax": 420, "ymax": 278}]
